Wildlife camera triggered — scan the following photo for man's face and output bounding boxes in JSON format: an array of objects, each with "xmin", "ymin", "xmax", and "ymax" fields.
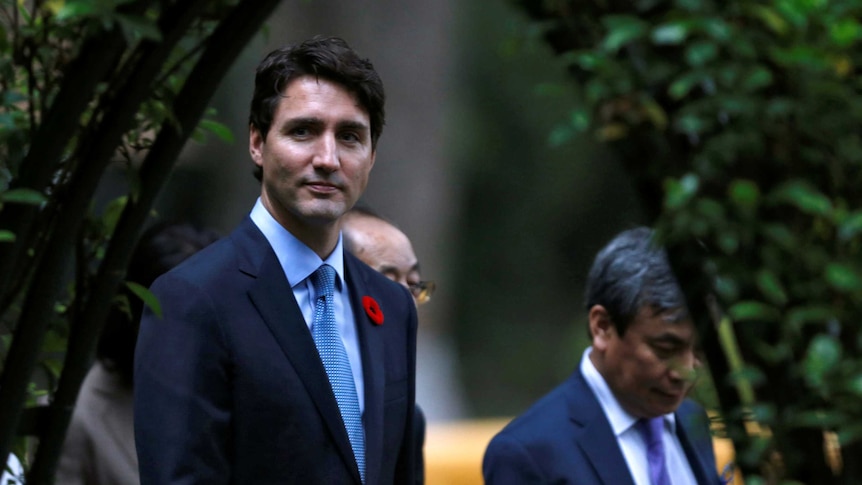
[
  {"xmin": 344, "ymin": 217, "xmax": 422, "ymax": 303},
  {"xmin": 590, "ymin": 305, "xmax": 700, "ymax": 418},
  {"xmin": 250, "ymin": 76, "xmax": 376, "ymax": 233}
]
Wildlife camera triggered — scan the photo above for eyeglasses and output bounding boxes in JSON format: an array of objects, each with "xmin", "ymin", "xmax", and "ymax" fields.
[{"xmin": 408, "ymin": 281, "xmax": 436, "ymax": 305}]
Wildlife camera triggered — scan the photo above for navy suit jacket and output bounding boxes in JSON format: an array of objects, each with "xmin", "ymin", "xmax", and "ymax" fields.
[
  {"xmin": 483, "ymin": 369, "xmax": 720, "ymax": 485},
  {"xmin": 134, "ymin": 217, "xmax": 418, "ymax": 484}
]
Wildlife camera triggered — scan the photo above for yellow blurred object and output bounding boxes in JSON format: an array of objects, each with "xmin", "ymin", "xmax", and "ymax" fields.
[{"xmin": 425, "ymin": 417, "xmax": 742, "ymax": 485}]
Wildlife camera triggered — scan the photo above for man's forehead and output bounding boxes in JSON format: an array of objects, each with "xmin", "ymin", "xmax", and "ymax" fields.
[{"xmin": 641, "ymin": 305, "xmax": 689, "ymax": 322}]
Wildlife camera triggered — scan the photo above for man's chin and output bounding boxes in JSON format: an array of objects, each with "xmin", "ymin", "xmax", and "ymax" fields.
[
  {"xmin": 649, "ymin": 391, "xmax": 686, "ymax": 414},
  {"xmin": 297, "ymin": 202, "xmax": 348, "ymax": 224}
]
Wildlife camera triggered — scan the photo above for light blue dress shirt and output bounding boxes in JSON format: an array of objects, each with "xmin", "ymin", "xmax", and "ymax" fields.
[{"xmin": 250, "ymin": 198, "xmax": 364, "ymax": 413}]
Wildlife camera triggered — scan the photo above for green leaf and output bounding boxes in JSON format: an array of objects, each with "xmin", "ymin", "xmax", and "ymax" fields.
[
  {"xmin": 0, "ymin": 230, "xmax": 14, "ymax": 242},
  {"xmin": 761, "ymin": 223, "xmax": 797, "ymax": 251},
  {"xmin": 685, "ymin": 41, "xmax": 718, "ymax": 67},
  {"xmin": 756, "ymin": 269, "xmax": 788, "ymax": 306},
  {"xmin": 696, "ymin": 198, "xmax": 724, "ymax": 221},
  {"xmin": 740, "ymin": 66, "xmax": 773, "ymax": 92},
  {"xmin": 701, "ymin": 18, "xmax": 732, "ymax": 42},
  {"xmin": 570, "ymin": 109, "xmax": 590, "ymax": 132},
  {"xmin": 713, "ymin": 275, "xmax": 739, "ymax": 300},
  {"xmin": 0, "ymin": 188, "xmax": 47, "ymax": 205},
  {"xmin": 115, "ymin": 13, "xmax": 163, "ymax": 42},
  {"xmin": 55, "ymin": 0, "xmax": 97, "ymax": 21},
  {"xmin": 663, "ymin": 173, "xmax": 699, "ymax": 209},
  {"xmin": 768, "ymin": 180, "xmax": 833, "ymax": 217},
  {"xmin": 673, "ymin": 113, "xmax": 710, "ymax": 135},
  {"xmin": 561, "ymin": 51, "xmax": 604, "ymax": 71},
  {"xmin": 716, "ymin": 234, "xmax": 739, "ymax": 255},
  {"xmin": 728, "ymin": 179, "xmax": 760, "ymax": 212},
  {"xmin": 652, "ymin": 23, "xmax": 689, "ymax": 45},
  {"xmin": 126, "ymin": 281, "xmax": 162, "ymax": 319},
  {"xmin": 824, "ymin": 263, "xmax": 862, "ymax": 292},
  {"xmin": 668, "ymin": 71, "xmax": 708, "ymax": 100},
  {"xmin": 198, "ymin": 119, "xmax": 235, "ymax": 143},
  {"xmin": 728, "ymin": 300, "xmax": 781, "ymax": 322},
  {"xmin": 786, "ymin": 305, "xmax": 834, "ymax": 330},
  {"xmin": 601, "ymin": 16, "xmax": 649, "ymax": 52},
  {"xmin": 848, "ymin": 373, "xmax": 862, "ymax": 397},
  {"xmin": 744, "ymin": 5, "xmax": 789, "ymax": 35},
  {"xmin": 838, "ymin": 210, "xmax": 862, "ymax": 242},
  {"xmin": 830, "ymin": 18, "xmax": 862, "ymax": 47},
  {"xmin": 803, "ymin": 334, "xmax": 841, "ymax": 385}
]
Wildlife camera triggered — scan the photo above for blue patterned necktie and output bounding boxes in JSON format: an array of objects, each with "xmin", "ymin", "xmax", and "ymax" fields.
[
  {"xmin": 637, "ymin": 417, "xmax": 671, "ymax": 485},
  {"xmin": 310, "ymin": 264, "xmax": 365, "ymax": 483}
]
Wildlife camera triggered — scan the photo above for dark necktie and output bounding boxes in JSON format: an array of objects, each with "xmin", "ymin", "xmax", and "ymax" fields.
[
  {"xmin": 310, "ymin": 264, "xmax": 365, "ymax": 483},
  {"xmin": 637, "ymin": 417, "xmax": 671, "ymax": 485}
]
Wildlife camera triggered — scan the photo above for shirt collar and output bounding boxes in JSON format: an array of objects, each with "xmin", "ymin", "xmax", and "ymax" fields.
[
  {"xmin": 579, "ymin": 346, "xmax": 676, "ymax": 436},
  {"xmin": 249, "ymin": 198, "xmax": 346, "ymax": 289}
]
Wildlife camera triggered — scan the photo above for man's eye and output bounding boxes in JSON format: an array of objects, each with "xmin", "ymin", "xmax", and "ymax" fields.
[
  {"xmin": 340, "ymin": 132, "xmax": 360, "ymax": 143},
  {"xmin": 653, "ymin": 345, "xmax": 677, "ymax": 358}
]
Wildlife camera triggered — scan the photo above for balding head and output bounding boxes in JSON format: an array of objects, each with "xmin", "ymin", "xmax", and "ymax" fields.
[{"xmin": 342, "ymin": 208, "xmax": 432, "ymax": 305}]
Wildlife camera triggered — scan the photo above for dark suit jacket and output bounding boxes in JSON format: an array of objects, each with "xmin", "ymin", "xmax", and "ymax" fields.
[
  {"xmin": 483, "ymin": 369, "xmax": 720, "ymax": 485},
  {"xmin": 134, "ymin": 217, "xmax": 418, "ymax": 484}
]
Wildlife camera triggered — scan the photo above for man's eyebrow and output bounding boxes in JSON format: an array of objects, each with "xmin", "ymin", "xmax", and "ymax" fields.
[
  {"xmin": 283, "ymin": 117, "xmax": 323, "ymax": 128},
  {"xmin": 377, "ymin": 264, "xmax": 398, "ymax": 274},
  {"xmin": 336, "ymin": 120, "xmax": 370, "ymax": 132},
  {"xmin": 651, "ymin": 333, "xmax": 688, "ymax": 346}
]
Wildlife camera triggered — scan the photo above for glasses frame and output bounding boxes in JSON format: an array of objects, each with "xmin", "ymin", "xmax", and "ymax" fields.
[{"xmin": 408, "ymin": 280, "xmax": 436, "ymax": 305}]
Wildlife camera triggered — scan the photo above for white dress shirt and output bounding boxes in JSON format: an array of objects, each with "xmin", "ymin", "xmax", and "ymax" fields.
[
  {"xmin": 250, "ymin": 198, "xmax": 364, "ymax": 413},
  {"xmin": 580, "ymin": 347, "xmax": 697, "ymax": 485}
]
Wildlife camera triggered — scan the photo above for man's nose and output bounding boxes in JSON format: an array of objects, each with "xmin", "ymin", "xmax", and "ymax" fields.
[
  {"xmin": 668, "ymin": 349, "xmax": 699, "ymax": 383},
  {"xmin": 313, "ymin": 135, "xmax": 339, "ymax": 172}
]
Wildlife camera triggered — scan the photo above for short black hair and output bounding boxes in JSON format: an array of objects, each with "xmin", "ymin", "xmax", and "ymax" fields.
[{"xmin": 584, "ymin": 226, "xmax": 687, "ymax": 336}]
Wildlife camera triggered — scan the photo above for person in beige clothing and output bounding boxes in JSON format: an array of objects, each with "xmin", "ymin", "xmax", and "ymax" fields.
[{"xmin": 55, "ymin": 223, "xmax": 218, "ymax": 485}]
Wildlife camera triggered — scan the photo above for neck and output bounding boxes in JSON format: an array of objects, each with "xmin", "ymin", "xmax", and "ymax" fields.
[{"xmin": 260, "ymin": 197, "xmax": 340, "ymax": 259}]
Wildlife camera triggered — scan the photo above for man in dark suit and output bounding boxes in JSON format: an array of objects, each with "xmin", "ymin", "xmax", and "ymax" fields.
[
  {"xmin": 134, "ymin": 37, "xmax": 417, "ymax": 484},
  {"xmin": 483, "ymin": 227, "xmax": 722, "ymax": 485}
]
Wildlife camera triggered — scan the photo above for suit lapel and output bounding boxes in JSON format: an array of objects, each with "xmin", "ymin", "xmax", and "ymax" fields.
[
  {"xmin": 569, "ymin": 371, "xmax": 637, "ymax": 485},
  {"xmin": 676, "ymin": 403, "xmax": 719, "ymax": 485},
  {"xmin": 239, "ymin": 220, "xmax": 361, "ymax": 484},
  {"xmin": 345, "ymin": 254, "xmax": 385, "ymax": 485}
]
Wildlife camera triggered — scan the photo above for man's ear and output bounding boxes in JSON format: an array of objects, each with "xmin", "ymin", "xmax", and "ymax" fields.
[
  {"xmin": 249, "ymin": 124, "xmax": 264, "ymax": 168},
  {"xmin": 589, "ymin": 305, "xmax": 614, "ymax": 350}
]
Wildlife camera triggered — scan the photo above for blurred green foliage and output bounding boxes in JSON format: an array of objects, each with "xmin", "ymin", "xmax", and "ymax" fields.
[
  {"xmin": 514, "ymin": 0, "xmax": 862, "ymax": 482},
  {"xmin": 451, "ymin": 1, "xmax": 646, "ymax": 417}
]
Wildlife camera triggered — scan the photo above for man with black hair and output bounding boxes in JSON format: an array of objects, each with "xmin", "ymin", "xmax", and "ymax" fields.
[
  {"xmin": 135, "ymin": 37, "xmax": 418, "ymax": 484},
  {"xmin": 483, "ymin": 227, "xmax": 721, "ymax": 485}
]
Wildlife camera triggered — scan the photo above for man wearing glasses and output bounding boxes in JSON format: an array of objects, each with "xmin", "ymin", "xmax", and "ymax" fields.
[
  {"xmin": 342, "ymin": 207, "xmax": 435, "ymax": 308},
  {"xmin": 341, "ymin": 206, "xmax": 435, "ymax": 484}
]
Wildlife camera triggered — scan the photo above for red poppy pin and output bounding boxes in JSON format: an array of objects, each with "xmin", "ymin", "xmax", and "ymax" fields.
[{"xmin": 362, "ymin": 296, "xmax": 384, "ymax": 325}]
